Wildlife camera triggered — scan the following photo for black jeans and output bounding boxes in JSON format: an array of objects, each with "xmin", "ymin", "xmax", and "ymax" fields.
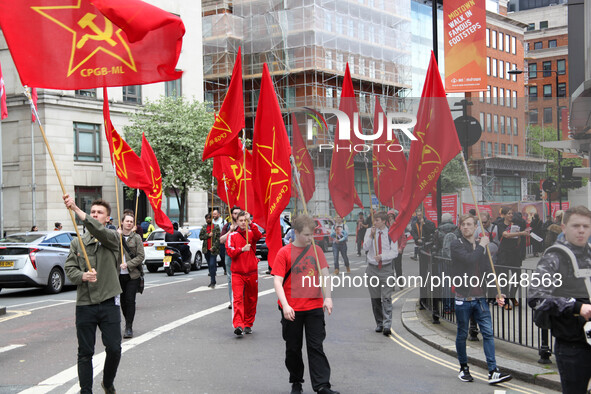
[
  {"xmin": 281, "ymin": 308, "xmax": 331, "ymax": 391},
  {"xmin": 555, "ymin": 339, "xmax": 591, "ymax": 394},
  {"xmin": 393, "ymin": 253, "xmax": 403, "ymax": 278},
  {"xmin": 119, "ymin": 274, "xmax": 140, "ymax": 329},
  {"xmin": 75, "ymin": 298, "xmax": 122, "ymax": 393}
]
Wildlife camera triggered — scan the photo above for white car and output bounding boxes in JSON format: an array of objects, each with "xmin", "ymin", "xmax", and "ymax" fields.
[{"xmin": 143, "ymin": 228, "xmax": 204, "ymax": 273}]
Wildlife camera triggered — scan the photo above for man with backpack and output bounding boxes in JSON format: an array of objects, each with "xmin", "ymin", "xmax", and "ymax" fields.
[{"xmin": 528, "ymin": 206, "xmax": 591, "ymax": 393}]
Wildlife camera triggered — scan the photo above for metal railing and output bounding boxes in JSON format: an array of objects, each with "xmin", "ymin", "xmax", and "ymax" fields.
[{"xmin": 418, "ymin": 249, "xmax": 553, "ymax": 363}]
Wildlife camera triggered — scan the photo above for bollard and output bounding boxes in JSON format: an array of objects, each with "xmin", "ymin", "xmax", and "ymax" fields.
[{"xmin": 538, "ymin": 329, "xmax": 552, "ymax": 364}]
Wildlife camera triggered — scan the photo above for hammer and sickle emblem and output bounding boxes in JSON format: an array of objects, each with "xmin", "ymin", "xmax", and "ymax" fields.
[
  {"xmin": 230, "ymin": 164, "xmax": 243, "ymax": 181},
  {"xmin": 77, "ymin": 13, "xmax": 117, "ymax": 49},
  {"xmin": 112, "ymin": 135, "xmax": 123, "ymax": 159}
]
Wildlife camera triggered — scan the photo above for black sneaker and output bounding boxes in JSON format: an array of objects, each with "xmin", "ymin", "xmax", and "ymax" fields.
[
  {"xmin": 290, "ymin": 382, "xmax": 303, "ymax": 394},
  {"xmin": 101, "ymin": 381, "xmax": 116, "ymax": 394},
  {"xmin": 244, "ymin": 327, "xmax": 252, "ymax": 334},
  {"xmin": 234, "ymin": 327, "xmax": 243, "ymax": 336},
  {"xmin": 458, "ymin": 366, "xmax": 474, "ymax": 382},
  {"xmin": 317, "ymin": 387, "xmax": 339, "ymax": 394},
  {"xmin": 488, "ymin": 368, "xmax": 512, "ymax": 384}
]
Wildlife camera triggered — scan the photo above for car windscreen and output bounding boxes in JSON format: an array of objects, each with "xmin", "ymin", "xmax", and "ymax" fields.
[
  {"xmin": 0, "ymin": 234, "xmax": 45, "ymax": 244},
  {"xmin": 187, "ymin": 229, "xmax": 200, "ymax": 239},
  {"xmin": 150, "ymin": 232, "xmax": 166, "ymax": 241}
]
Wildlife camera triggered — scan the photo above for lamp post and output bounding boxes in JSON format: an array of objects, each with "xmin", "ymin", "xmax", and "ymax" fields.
[{"xmin": 509, "ymin": 67, "xmax": 562, "ymax": 209}]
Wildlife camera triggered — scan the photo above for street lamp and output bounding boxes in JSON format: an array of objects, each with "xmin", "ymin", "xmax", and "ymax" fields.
[{"xmin": 509, "ymin": 67, "xmax": 562, "ymax": 208}]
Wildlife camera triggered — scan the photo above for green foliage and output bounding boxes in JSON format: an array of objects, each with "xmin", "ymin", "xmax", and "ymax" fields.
[
  {"xmin": 440, "ymin": 154, "xmax": 469, "ymax": 194},
  {"xmin": 124, "ymin": 95, "xmax": 214, "ymax": 225}
]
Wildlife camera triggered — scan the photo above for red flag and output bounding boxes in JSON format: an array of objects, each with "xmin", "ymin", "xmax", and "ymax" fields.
[
  {"xmin": 0, "ymin": 62, "xmax": 7, "ymax": 120},
  {"xmin": 140, "ymin": 133, "xmax": 174, "ymax": 234},
  {"xmin": 328, "ymin": 63, "xmax": 364, "ymax": 217},
  {"xmin": 31, "ymin": 88, "xmax": 38, "ymax": 123},
  {"xmin": 372, "ymin": 98, "xmax": 406, "ymax": 208},
  {"xmin": 389, "ymin": 52, "xmax": 462, "ymax": 242},
  {"xmin": 291, "ymin": 113, "xmax": 315, "ymax": 203},
  {"xmin": 212, "ymin": 146, "xmax": 254, "ymax": 210},
  {"xmin": 252, "ymin": 63, "xmax": 292, "ymax": 266},
  {"xmin": 0, "ymin": 0, "xmax": 184, "ymax": 89},
  {"xmin": 202, "ymin": 48, "xmax": 244, "ymax": 160},
  {"xmin": 103, "ymin": 88, "xmax": 150, "ymax": 189}
]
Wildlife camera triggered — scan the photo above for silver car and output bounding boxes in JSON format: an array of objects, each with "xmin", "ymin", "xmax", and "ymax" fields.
[{"xmin": 0, "ymin": 231, "xmax": 77, "ymax": 294}]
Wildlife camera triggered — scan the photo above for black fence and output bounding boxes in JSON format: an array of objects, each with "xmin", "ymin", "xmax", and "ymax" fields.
[{"xmin": 418, "ymin": 249, "xmax": 553, "ymax": 363}]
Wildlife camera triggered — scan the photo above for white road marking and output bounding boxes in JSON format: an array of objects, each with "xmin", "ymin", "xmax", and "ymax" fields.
[
  {"xmin": 20, "ymin": 288, "xmax": 276, "ymax": 394},
  {"xmin": 27, "ymin": 300, "xmax": 75, "ymax": 312},
  {"xmin": 187, "ymin": 283, "xmax": 228, "ymax": 293},
  {"xmin": 0, "ymin": 344, "xmax": 25, "ymax": 354}
]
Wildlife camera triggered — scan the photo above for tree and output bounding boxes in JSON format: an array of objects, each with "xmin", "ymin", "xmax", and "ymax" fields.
[
  {"xmin": 440, "ymin": 154, "xmax": 469, "ymax": 194},
  {"xmin": 124, "ymin": 96, "xmax": 214, "ymax": 226}
]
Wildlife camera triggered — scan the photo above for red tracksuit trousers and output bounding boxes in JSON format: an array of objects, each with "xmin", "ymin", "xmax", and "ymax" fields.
[{"xmin": 232, "ymin": 272, "xmax": 258, "ymax": 328}]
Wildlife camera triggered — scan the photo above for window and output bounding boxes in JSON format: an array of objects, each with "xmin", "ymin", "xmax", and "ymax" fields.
[
  {"xmin": 543, "ymin": 84, "xmax": 552, "ymax": 98},
  {"xmin": 500, "ymin": 116, "xmax": 505, "ymax": 134},
  {"xmin": 480, "ymin": 112, "xmax": 485, "ymax": 130},
  {"xmin": 527, "ymin": 23, "xmax": 535, "ymax": 31},
  {"xmin": 369, "ymin": 61, "xmax": 375, "ymax": 78},
  {"xmin": 507, "ymin": 144, "xmax": 512, "ymax": 155},
  {"xmin": 491, "ymin": 30, "xmax": 497, "ymax": 49},
  {"xmin": 165, "ymin": 78, "xmax": 182, "ymax": 98},
  {"xmin": 558, "ymin": 82, "xmax": 566, "ymax": 97},
  {"xmin": 543, "ymin": 61, "xmax": 552, "ymax": 77},
  {"xmin": 122, "ymin": 85, "xmax": 141, "ymax": 104},
  {"xmin": 498, "ymin": 32, "xmax": 504, "ymax": 51},
  {"xmin": 526, "ymin": 42, "xmax": 530, "ymax": 52},
  {"xmin": 285, "ymin": 87, "xmax": 296, "ymax": 108},
  {"xmin": 486, "ymin": 28, "xmax": 490, "ymax": 47},
  {"xmin": 499, "ymin": 88, "xmax": 504, "ymax": 106},
  {"xmin": 74, "ymin": 186, "xmax": 102, "ymax": 225},
  {"xmin": 487, "ymin": 113, "xmax": 491, "ymax": 132},
  {"xmin": 75, "ymin": 89, "xmax": 96, "ymax": 98},
  {"xmin": 73, "ymin": 122, "xmax": 101, "ymax": 162},
  {"xmin": 534, "ymin": 41, "xmax": 543, "ymax": 50},
  {"xmin": 487, "ymin": 86, "xmax": 491, "ymax": 104},
  {"xmin": 336, "ymin": 53, "xmax": 344, "ymax": 71},
  {"xmin": 528, "ymin": 63, "xmax": 537, "ymax": 79},
  {"xmin": 513, "ymin": 118, "xmax": 518, "ymax": 135},
  {"xmin": 492, "ymin": 86, "xmax": 498, "ymax": 105},
  {"xmin": 499, "ymin": 60, "xmax": 504, "ymax": 78},
  {"xmin": 506, "ymin": 89, "xmax": 511, "ymax": 107},
  {"xmin": 325, "ymin": 50, "xmax": 333, "ymax": 69},
  {"xmin": 348, "ymin": 19, "xmax": 355, "ymax": 37},
  {"xmin": 505, "ymin": 34, "xmax": 510, "ymax": 53},
  {"xmin": 557, "ymin": 59, "xmax": 566, "ymax": 75},
  {"xmin": 506, "ymin": 62, "xmax": 510, "ymax": 80},
  {"xmin": 326, "ymin": 87, "xmax": 333, "ymax": 107},
  {"xmin": 492, "ymin": 58, "xmax": 497, "ymax": 77},
  {"xmin": 204, "ymin": 92, "xmax": 214, "ymax": 111},
  {"xmin": 487, "ymin": 142, "xmax": 492, "ymax": 156},
  {"xmin": 335, "ymin": 15, "xmax": 343, "ymax": 34},
  {"xmin": 529, "ymin": 109, "xmax": 538, "ymax": 123},
  {"xmin": 501, "ymin": 143, "xmax": 506, "ymax": 155},
  {"xmin": 513, "ymin": 90, "xmax": 517, "ymax": 109},
  {"xmin": 506, "ymin": 116, "xmax": 512, "ymax": 134},
  {"xmin": 540, "ymin": 21, "xmax": 548, "ymax": 29},
  {"xmin": 493, "ymin": 114, "xmax": 498, "ymax": 133},
  {"xmin": 479, "ymin": 91, "xmax": 484, "ymax": 103},
  {"xmin": 481, "ymin": 141, "xmax": 485, "ymax": 157},
  {"xmin": 166, "ymin": 189, "xmax": 187, "ymax": 223},
  {"xmin": 494, "ymin": 143, "xmax": 498, "ymax": 155},
  {"xmin": 529, "ymin": 85, "xmax": 538, "ymax": 100},
  {"xmin": 348, "ymin": 55, "xmax": 355, "ymax": 74},
  {"xmin": 359, "ymin": 58, "xmax": 365, "ymax": 76},
  {"xmin": 324, "ymin": 13, "xmax": 332, "ymax": 32},
  {"xmin": 543, "ymin": 107, "xmax": 553, "ymax": 123},
  {"xmin": 511, "ymin": 37, "xmax": 516, "ymax": 54},
  {"xmin": 548, "ymin": 39, "xmax": 557, "ymax": 48},
  {"xmin": 512, "ymin": 63, "xmax": 518, "ymax": 81},
  {"xmin": 487, "ymin": 57, "xmax": 490, "ymax": 76},
  {"xmin": 514, "ymin": 145, "xmax": 518, "ymax": 156}
]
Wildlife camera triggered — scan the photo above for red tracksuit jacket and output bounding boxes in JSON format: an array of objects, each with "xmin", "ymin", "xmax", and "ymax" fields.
[{"xmin": 226, "ymin": 224, "xmax": 263, "ymax": 274}]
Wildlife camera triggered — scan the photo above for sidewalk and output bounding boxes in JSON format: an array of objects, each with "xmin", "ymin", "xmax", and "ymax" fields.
[{"xmin": 400, "ymin": 254, "xmax": 562, "ymax": 391}]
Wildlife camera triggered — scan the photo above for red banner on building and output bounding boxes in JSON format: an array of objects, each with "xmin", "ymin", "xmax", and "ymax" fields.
[
  {"xmin": 424, "ymin": 194, "xmax": 458, "ymax": 225},
  {"xmin": 462, "ymin": 203, "xmax": 492, "ymax": 216},
  {"xmin": 444, "ymin": 0, "xmax": 487, "ymax": 92}
]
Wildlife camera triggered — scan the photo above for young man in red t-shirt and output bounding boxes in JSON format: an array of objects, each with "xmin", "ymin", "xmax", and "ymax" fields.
[
  {"xmin": 226, "ymin": 211, "xmax": 263, "ymax": 336},
  {"xmin": 272, "ymin": 215, "xmax": 339, "ymax": 394}
]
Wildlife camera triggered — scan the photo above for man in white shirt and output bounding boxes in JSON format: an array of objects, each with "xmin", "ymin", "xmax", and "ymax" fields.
[{"xmin": 363, "ymin": 211, "xmax": 398, "ymax": 336}]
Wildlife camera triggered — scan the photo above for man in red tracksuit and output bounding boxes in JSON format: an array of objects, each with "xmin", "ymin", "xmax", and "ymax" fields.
[{"xmin": 226, "ymin": 211, "xmax": 263, "ymax": 336}]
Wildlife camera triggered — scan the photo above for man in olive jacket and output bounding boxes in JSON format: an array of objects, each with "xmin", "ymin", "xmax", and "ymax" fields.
[
  {"xmin": 200, "ymin": 213, "xmax": 221, "ymax": 288},
  {"xmin": 63, "ymin": 194, "xmax": 122, "ymax": 394}
]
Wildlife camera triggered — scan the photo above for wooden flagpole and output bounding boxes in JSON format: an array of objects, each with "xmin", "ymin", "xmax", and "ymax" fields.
[
  {"xmin": 363, "ymin": 153, "xmax": 379, "ymax": 256},
  {"xmin": 24, "ymin": 87, "xmax": 92, "ymax": 271},
  {"xmin": 242, "ymin": 130, "xmax": 249, "ymax": 244}
]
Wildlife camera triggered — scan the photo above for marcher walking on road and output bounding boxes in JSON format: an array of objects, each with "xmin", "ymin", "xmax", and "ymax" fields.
[
  {"xmin": 200, "ymin": 213, "xmax": 220, "ymax": 288},
  {"xmin": 451, "ymin": 214, "xmax": 512, "ymax": 385},
  {"xmin": 226, "ymin": 211, "xmax": 262, "ymax": 336},
  {"xmin": 528, "ymin": 206, "xmax": 591, "ymax": 394},
  {"xmin": 363, "ymin": 211, "xmax": 398, "ymax": 336},
  {"xmin": 272, "ymin": 215, "xmax": 339, "ymax": 394},
  {"xmin": 118, "ymin": 211, "xmax": 144, "ymax": 339},
  {"xmin": 212, "ymin": 209, "xmax": 227, "ymax": 275},
  {"xmin": 63, "ymin": 194, "xmax": 122, "ymax": 394},
  {"xmin": 356, "ymin": 212, "xmax": 368, "ymax": 257},
  {"xmin": 330, "ymin": 224, "xmax": 349, "ymax": 274}
]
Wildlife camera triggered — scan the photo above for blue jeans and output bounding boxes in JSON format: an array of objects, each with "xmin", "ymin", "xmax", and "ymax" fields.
[
  {"xmin": 332, "ymin": 242, "xmax": 349, "ymax": 270},
  {"xmin": 206, "ymin": 252, "xmax": 218, "ymax": 285},
  {"xmin": 455, "ymin": 298, "xmax": 496, "ymax": 371}
]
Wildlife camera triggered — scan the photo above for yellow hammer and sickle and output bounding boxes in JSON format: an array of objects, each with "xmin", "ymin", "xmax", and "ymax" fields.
[
  {"xmin": 77, "ymin": 13, "xmax": 117, "ymax": 49},
  {"xmin": 230, "ymin": 164, "xmax": 243, "ymax": 181},
  {"xmin": 112, "ymin": 136, "xmax": 123, "ymax": 160}
]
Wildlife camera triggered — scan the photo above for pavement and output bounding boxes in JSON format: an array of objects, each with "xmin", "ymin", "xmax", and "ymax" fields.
[{"xmin": 400, "ymin": 253, "xmax": 563, "ymax": 391}]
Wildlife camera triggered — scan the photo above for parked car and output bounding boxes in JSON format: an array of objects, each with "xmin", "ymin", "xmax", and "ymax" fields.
[
  {"xmin": 313, "ymin": 218, "xmax": 335, "ymax": 252},
  {"xmin": 0, "ymin": 231, "xmax": 77, "ymax": 294},
  {"xmin": 143, "ymin": 228, "xmax": 204, "ymax": 273}
]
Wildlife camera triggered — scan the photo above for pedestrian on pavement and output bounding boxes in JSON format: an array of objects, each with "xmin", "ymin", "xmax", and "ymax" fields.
[
  {"xmin": 200, "ymin": 213, "xmax": 220, "ymax": 288},
  {"xmin": 330, "ymin": 224, "xmax": 350, "ymax": 274},
  {"xmin": 63, "ymin": 194, "xmax": 122, "ymax": 394},
  {"xmin": 363, "ymin": 211, "xmax": 398, "ymax": 336},
  {"xmin": 226, "ymin": 211, "xmax": 262, "ymax": 336},
  {"xmin": 451, "ymin": 213, "xmax": 512, "ymax": 385},
  {"xmin": 545, "ymin": 210, "xmax": 564, "ymax": 249},
  {"xmin": 530, "ymin": 213, "xmax": 544, "ymax": 257},
  {"xmin": 356, "ymin": 212, "xmax": 369, "ymax": 257},
  {"xmin": 528, "ymin": 206, "xmax": 591, "ymax": 394},
  {"xmin": 106, "ymin": 217, "xmax": 117, "ymax": 230},
  {"xmin": 140, "ymin": 216, "xmax": 155, "ymax": 240},
  {"xmin": 118, "ymin": 211, "xmax": 144, "ymax": 339},
  {"xmin": 272, "ymin": 215, "xmax": 339, "ymax": 394},
  {"xmin": 54, "ymin": 222, "xmax": 62, "ymax": 231},
  {"xmin": 30, "ymin": 225, "xmax": 38, "ymax": 231},
  {"xmin": 212, "ymin": 209, "xmax": 227, "ymax": 275},
  {"xmin": 497, "ymin": 207, "xmax": 528, "ymax": 310},
  {"xmin": 220, "ymin": 206, "xmax": 241, "ymax": 308},
  {"xmin": 387, "ymin": 209, "xmax": 406, "ymax": 283}
]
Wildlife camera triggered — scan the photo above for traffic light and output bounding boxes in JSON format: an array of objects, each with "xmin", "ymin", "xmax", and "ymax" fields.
[{"xmin": 561, "ymin": 166, "xmax": 583, "ymax": 189}]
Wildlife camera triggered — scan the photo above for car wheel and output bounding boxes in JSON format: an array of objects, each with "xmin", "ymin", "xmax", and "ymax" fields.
[
  {"xmin": 193, "ymin": 252, "xmax": 203, "ymax": 271},
  {"xmin": 147, "ymin": 265, "xmax": 159, "ymax": 273},
  {"xmin": 45, "ymin": 267, "xmax": 64, "ymax": 294},
  {"xmin": 184, "ymin": 264, "xmax": 191, "ymax": 274},
  {"xmin": 165, "ymin": 267, "xmax": 174, "ymax": 276}
]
